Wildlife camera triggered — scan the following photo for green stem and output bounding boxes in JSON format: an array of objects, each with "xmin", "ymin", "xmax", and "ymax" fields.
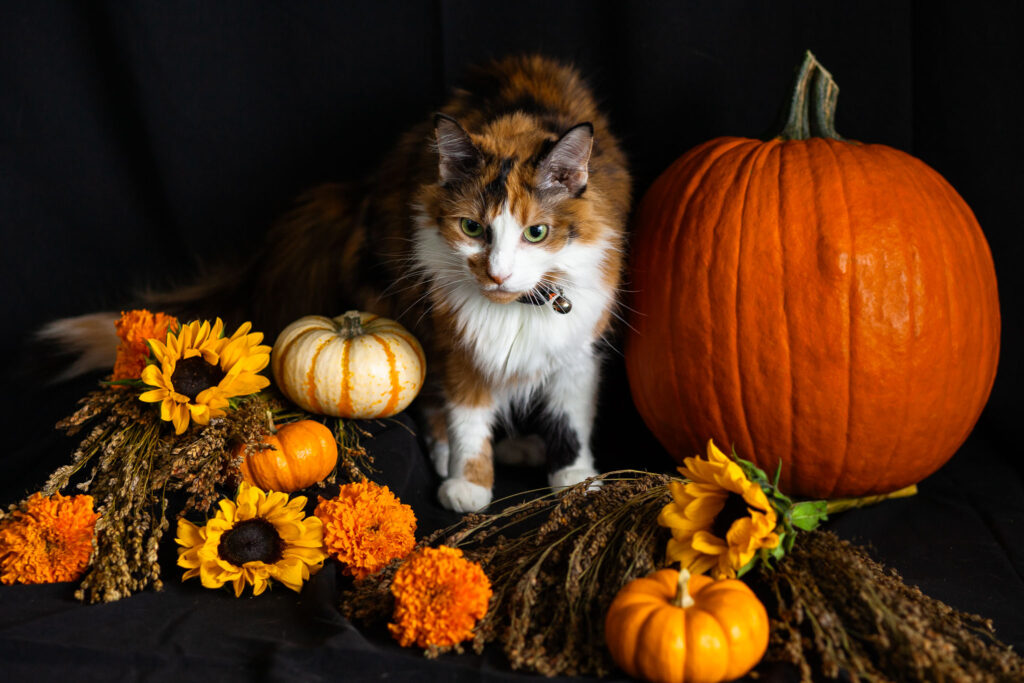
[
  {"xmin": 775, "ymin": 50, "xmax": 844, "ymax": 141},
  {"xmin": 826, "ymin": 484, "xmax": 918, "ymax": 515}
]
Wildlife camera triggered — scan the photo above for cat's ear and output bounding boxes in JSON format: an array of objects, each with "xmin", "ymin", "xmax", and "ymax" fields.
[
  {"xmin": 434, "ymin": 114, "xmax": 481, "ymax": 185},
  {"xmin": 536, "ymin": 123, "xmax": 593, "ymax": 196}
]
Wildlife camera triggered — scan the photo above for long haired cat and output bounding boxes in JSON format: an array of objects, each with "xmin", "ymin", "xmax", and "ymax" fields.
[{"xmin": 49, "ymin": 55, "xmax": 632, "ymax": 513}]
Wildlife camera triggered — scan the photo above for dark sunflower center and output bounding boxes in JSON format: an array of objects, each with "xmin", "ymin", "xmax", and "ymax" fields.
[
  {"xmin": 217, "ymin": 518, "xmax": 284, "ymax": 566},
  {"xmin": 170, "ymin": 355, "xmax": 226, "ymax": 400},
  {"xmin": 711, "ymin": 493, "xmax": 757, "ymax": 540}
]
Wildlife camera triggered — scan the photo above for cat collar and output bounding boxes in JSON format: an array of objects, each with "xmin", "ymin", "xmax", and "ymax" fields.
[{"xmin": 517, "ymin": 283, "xmax": 572, "ymax": 314}]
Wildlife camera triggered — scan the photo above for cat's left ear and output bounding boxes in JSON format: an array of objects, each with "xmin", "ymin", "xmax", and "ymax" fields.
[
  {"xmin": 536, "ymin": 123, "xmax": 593, "ymax": 196},
  {"xmin": 435, "ymin": 114, "xmax": 481, "ymax": 185}
]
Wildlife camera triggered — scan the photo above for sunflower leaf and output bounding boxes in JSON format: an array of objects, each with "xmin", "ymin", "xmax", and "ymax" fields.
[
  {"xmin": 779, "ymin": 530, "xmax": 796, "ymax": 554},
  {"xmin": 789, "ymin": 500, "xmax": 829, "ymax": 531},
  {"xmin": 102, "ymin": 378, "xmax": 147, "ymax": 389},
  {"xmin": 737, "ymin": 555, "xmax": 759, "ymax": 578},
  {"xmin": 732, "ymin": 450, "xmax": 770, "ymax": 485}
]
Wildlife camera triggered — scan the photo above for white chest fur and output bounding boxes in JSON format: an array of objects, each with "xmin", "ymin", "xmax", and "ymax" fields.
[
  {"xmin": 453, "ymin": 278, "xmax": 609, "ymax": 382},
  {"xmin": 413, "ymin": 221, "xmax": 615, "ymax": 385}
]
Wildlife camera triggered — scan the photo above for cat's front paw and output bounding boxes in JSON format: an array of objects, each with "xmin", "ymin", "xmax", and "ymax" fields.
[
  {"xmin": 549, "ymin": 466, "xmax": 601, "ymax": 491},
  {"xmin": 437, "ymin": 478, "xmax": 492, "ymax": 513},
  {"xmin": 494, "ymin": 435, "xmax": 546, "ymax": 467}
]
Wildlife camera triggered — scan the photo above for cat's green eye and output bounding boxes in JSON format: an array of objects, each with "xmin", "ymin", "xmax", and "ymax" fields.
[
  {"xmin": 524, "ymin": 224, "xmax": 549, "ymax": 243},
  {"xmin": 460, "ymin": 218, "xmax": 484, "ymax": 238}
]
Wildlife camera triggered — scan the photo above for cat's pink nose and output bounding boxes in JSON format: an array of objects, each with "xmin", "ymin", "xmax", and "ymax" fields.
[{"xmin": 488, "ymin": 269, "xmax": 511, "ymax": 285}]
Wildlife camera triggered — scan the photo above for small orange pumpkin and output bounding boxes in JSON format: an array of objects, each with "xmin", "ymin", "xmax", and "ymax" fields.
[
  {"xmin": 605, "ymin": 568, "xmax": 768, "ymax": 683},
  {"xmin": 236, "ymin": 420, "xmax": 338, "ymax": 493}
]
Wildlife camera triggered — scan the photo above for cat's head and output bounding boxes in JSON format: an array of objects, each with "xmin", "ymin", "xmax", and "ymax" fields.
[{"xmin": 416, "ymin": 113, "xmax": 599, "ymax": 305}]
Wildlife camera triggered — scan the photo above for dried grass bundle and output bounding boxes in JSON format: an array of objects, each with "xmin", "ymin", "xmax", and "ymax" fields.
[
  {"xmin": 45, "ymin": 386, "xmax": 369, "ymax": 603},
  {"xmin": 343, "ymin": 471, "xmax": 673, "ymax": 676},
  {"xmin": 762, "ymin": 530, "xmax": 1024, "ymax": 682},
  {"xmin": 344, "ymin": 472, "xmax": 1024, "ymax": 681}
]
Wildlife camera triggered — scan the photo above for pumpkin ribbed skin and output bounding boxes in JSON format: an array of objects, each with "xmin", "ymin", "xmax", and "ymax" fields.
[
  {"xmin": 237, "ymin": 420, "xmax": 338, "ymax": 492},
  {"xmin": 605, "ymin": 569, "xmax": 768, "ymax": 683},
  {"xmin": 272, "ymin": 311, "xmax": 426, "ymax": 419},
  {"xmin": 626, "ymin": 135, "xmax": 1000, "ymax": 498}
]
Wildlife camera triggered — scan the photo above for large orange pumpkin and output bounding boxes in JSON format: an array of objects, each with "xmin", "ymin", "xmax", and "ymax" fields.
[{"xmin": 626, "ymin": 52, "xmax": 1000, "ymax": 498}]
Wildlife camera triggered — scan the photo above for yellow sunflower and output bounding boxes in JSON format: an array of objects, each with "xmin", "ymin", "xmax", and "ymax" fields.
[
  {"xmin": 139, "ymin": 318, "xmax": 271, "ymax": 434},
  {"xmin": 175, "ymin": 482, "xmax": 327, "ymax": 597},
  {"xmin": 658, "ymin": 440, "xmax": 780, "ymax": 579}
]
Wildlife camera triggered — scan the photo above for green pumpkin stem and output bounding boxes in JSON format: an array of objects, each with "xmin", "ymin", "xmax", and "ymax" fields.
[
  {"xmin": 674, "ymin": 568, "xmax": 696, "ymax": 609},
  {"xmin": 338, "ymin": 311, "xmax": 365, "ymax": 338},
  {"xmin": 775, "ymin": 50, "xmax": 844, "ymax": 141}
]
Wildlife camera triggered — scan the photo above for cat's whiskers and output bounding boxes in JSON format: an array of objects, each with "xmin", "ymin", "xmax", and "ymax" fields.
[
  {"xmin": 403, "ymin": 274, "xmax": 472, "ymax": 329},
  {"xmin": 378, "ymin": 264, "xmax": 463, "ymax": 299}
]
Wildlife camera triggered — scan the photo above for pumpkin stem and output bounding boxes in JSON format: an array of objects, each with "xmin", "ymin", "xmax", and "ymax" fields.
[
  {"xmin": 673, "ymin": 568, "xmax": 696, "ymax": 609},
  {"xmin": 337, "ymin": 311, "xmax": 365, "ymax": 338},
  {"xmin": 265, "ymin": 409, "xmax": 278, "ymax": 435},
  {"xmin": 774, "ymin": 50, "xmax": 844, "ymax": 141}
]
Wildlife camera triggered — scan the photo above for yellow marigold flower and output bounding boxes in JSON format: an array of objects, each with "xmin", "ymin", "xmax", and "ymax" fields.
[
  {"xmin": 0, "ymin": 492, "xmax": 99, "ymax": 585},
  {"xmin": 139, "ymin": 318, "xmax": 271, "ymax": 434},
  {"xmin": 388, "ymin": 546, "xmax": 492, "ymax": 649},
  {"xmin": 175, "ymin": 482, "xmax": 327, "ymax": 597},
  {"xmin": 658, "ymin": 440, "xmax": 781, "ymax": 579},
  {"xmin": 112, "ymin": 309, "xmax": 178, "ymax": 381},
  {"xmin": 315, "ymin": 481, "xmax": 417, "ymax": 580}
]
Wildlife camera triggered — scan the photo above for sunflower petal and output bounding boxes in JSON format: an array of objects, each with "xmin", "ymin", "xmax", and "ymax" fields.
[
  {"xmin": 176, "ymin": 519, "xmax": 203, "ymax": 546},
  {"xmin": 170, "ymin": 404, "xmax": 190, "ymax": 434},
  {"xmin": 229, "ymin": 321, "xmax": 252, "ymax": 341},
  {"xmin": 140, "ymin": 364, "xmax": 165, "ymax": 388},
  {"xmin": 139, "ymin": 388, "xmax": 168, "ymax": 403},
  {"xmin": 270, "ymin": 559, "xmax": 306, "ymax": 592},
  {"xmin": 691, "ymin": 530, "xmax": 728, "ymax": 554}
]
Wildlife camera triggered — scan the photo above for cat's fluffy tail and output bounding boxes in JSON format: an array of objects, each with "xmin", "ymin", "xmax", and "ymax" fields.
[
  {"xmin": 36, "ymin": 312, "xmax": 121, "ymax": 381},
  {"xmin": 39, "ymin": 183, "xmax": 366, "ymax": 380}
]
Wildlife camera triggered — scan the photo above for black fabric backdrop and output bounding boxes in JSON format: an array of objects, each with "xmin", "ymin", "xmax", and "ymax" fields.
[{"xmin": 1, "ymin": 2, "xmax": 1022, "ymax": 681}]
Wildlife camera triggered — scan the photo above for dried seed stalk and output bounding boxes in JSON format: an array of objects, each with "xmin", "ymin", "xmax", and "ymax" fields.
[
  {"xmin": 343, "ymin": 475, "xmax": 1024, "ymax": 682},
  {"xmin": 342, "ymin": 472, "xmax": 673, "ymax": 677},
  {"xmin": 761, "ymin": 530, "xmax": 1024, "ymax": 682},
  {"xmin": 41, "ymin": 386, "xmax": 371, "ymax": 603}
]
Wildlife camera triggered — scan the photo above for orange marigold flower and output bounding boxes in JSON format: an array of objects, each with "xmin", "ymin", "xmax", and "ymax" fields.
[
  {"xmin": 388, "ymin": 545, "xmax": 492, "ymax": 649},
  {"xmin": 113, "ymin": 309, "xmax": 178, "ymax": 381},
  {"xmin": 315, "ymin": 481, "xmax": 416, "ymax": 580},
  {"xmin": 0, "ymin": 492, "xmax": 99, "ymax": 585}
]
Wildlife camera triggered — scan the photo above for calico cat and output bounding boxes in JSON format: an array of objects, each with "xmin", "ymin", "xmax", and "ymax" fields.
[{"xmin": 50, "ymin": 55, "xmax": 632, "ymax": 513}]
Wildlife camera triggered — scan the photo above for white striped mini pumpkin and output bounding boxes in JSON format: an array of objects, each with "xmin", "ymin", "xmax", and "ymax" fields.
[{"xmin": 271, "ymin": 311, "xmax": 426, "ymax": 419}]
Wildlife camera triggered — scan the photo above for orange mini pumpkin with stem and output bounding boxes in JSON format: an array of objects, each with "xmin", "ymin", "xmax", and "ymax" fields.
[
  {"xmin": 236, "ymin": 419, "xmax": 338, "ymax": 493},
  {"xmin": 605, "ymin": 568, "xmax": 769, "ymax": 683}
]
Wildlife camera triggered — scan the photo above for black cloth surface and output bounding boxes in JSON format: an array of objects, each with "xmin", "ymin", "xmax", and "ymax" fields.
[{"xmin": 2, "ymin": 2, "xmax": 1022, "ymax": 681}]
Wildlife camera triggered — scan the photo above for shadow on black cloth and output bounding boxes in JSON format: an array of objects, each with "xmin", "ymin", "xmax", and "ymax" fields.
[{"xmin": 1, "ymin": 371, "xmax": 1022, "ymax": 682}]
